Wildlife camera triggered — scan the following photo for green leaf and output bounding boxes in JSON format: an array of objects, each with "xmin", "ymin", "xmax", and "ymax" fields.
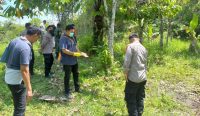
[
  {"xmin": 189, "ymin": 14, "xmax": 199, "ymax": 31},
  {"xmin": 60, "ymin": 0, "xmax": 70, "ymax": 4},
  {"xmin": 148, "ymin": 24, "xmax": 153, "ymax": 38},
  {"xmin": 74, "ymin": 2, "xmax": 81, "ymax": 12}
]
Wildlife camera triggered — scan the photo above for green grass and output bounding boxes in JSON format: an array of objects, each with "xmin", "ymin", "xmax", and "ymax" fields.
[{"xmin": 0, "ymin": 39, "xmax": 199, "ymax": 115}]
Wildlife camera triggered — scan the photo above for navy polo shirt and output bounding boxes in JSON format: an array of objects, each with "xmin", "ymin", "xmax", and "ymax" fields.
[
  {"xmin": 59, "ymin": 35, "xmax": 77, "ymax": 65},
  {"xmin": 6, "ymin": 37, "xmax": 32, "ymax": 70}
]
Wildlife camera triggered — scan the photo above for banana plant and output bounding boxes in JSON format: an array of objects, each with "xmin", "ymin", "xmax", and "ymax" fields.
[{"xmin": 184, "ymin": 14, "xmax": 199, "ymax": 54}]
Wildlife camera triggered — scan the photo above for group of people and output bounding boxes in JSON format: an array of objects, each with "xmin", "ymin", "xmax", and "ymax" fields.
[
  {"xmin": 1, "ymin": 19, "xmax": 148, "ymax": 116},
  {"xmin": 20, "ymin": 20, "xmax": 59, "ymax": 78}
]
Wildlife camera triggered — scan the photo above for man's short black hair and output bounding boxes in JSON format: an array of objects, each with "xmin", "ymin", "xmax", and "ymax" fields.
[
  {"xmin": 26, "ymin": 27, "xmax": 42, "ymax": 36},
  {"xmin": 46, "ymin": 25, "xmax": 56, "ymax": 31},
  {"xmin": 25, "ymin": 23, "xmax": 31, "ymax": 29},
  {"xmin": 70, "ymin": 24, "xmax": 75, "ymax": 27},
  {"xmin": 65, "ymin": 24, "xmax": 75, "ymax": 31},
  {"xmin": 129, "ymin": 33, "xmax": 139, "ymax": 39}
]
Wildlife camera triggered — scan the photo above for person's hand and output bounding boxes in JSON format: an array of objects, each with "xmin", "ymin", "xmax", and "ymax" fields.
[
  {"xmin": 81, "ymin": 52, "xmax": 89, "ymax": 57},
  {"xmin": 124, "ymin": 71, "xmax": 128, "ymax": 82},
  {"xmin": 26, "ymin": 90, "xmax": 33, "ymax": 102}
]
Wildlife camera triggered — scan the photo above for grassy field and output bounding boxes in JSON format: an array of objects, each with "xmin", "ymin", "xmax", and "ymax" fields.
[{"xmin": 0, "ymin": 39, "xmax": 199, "ymax": 116}]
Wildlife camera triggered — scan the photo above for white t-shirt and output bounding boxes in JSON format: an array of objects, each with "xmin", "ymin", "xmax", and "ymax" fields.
[{"xmin": 5, "ymin": 68, "xmax": 23, "ymax": 85}]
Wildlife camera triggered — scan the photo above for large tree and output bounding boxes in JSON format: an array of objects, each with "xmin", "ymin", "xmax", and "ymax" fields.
[
  {"xmin": 3, "ymin": 0, "xmax": 81, "ymax": 29},
  {"xmin": 103, "ymin": 0, "xmax": 118, "ymax": 56},
  {"xmin": 93, "ymin": 0, "xmax": 104, "ymax": 46}
]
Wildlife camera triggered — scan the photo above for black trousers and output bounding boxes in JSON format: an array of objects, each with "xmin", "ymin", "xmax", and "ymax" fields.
[
  {"xmin": 29, "ymin": 48, "xmax": 34, "ymax": 75},
  {"xmin": 63, "ymin": 64, "xmax": 79, "ymax": 94},
  {"xmin": 124, "ymin": 80, "xmax": 146, "ymax": 116},
  {"xmin": 8, "ymin": 84, "xmax": 26, "ymax": 116},
  {"xmin": 43, "ymin": 53, "xmax": 54, "ymax": 77},
  {"xmin": 55, "ymin": 51, "xmax": 59, "ymax": 60},
  {"xmin": 55, "ymin": 42, "xmax": 60, "ymax": 59}
]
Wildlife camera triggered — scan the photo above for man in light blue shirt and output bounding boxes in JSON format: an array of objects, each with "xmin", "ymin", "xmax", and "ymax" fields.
[
  {"xmin": 123, "ymin": 33, "xmax": 147, "ymax": 116},
  {"xmin": 4, "ymin": 27, "xmax": 41, "ymax": 116}
]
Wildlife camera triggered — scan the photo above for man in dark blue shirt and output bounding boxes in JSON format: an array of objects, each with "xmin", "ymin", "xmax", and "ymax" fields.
[
  {"xmin": 59, "ymin": 24, "xmax": 87, "ymax": 98},
  {"xmin": 4, "ymin": 27, "xmax": 41, "ymax": 116}
]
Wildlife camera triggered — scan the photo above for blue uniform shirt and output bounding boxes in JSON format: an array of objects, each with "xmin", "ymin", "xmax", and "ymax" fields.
[
  {"xmin": 5, "ymin": 37, "xmax": 32, "ymax": 84},
  {"xmin": 6, "ymin": 37, "xmax": 32, "ymax": 70},
  {"xmin": 59, "ymin": 35, "xmax": 77, "ymax": 65}
]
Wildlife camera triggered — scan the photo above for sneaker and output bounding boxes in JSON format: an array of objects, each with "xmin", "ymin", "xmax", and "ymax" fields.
[{"xmin": 75, "ymin": 89, "xmax": 81, "ymax": 93}]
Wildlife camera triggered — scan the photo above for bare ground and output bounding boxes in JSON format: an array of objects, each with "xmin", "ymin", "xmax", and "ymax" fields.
[{"xmin": 159, "ymin": 81, "xmax": 200, "ymax": 115}]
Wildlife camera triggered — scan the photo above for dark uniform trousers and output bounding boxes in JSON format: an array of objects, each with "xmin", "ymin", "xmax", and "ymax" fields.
[
  {"xmin": 125, "ymin": 80, "xmax": 147, "ymax": 116},
  {"xmin": 63, "ymin": 63, "xmax": 79, "ymax": 94},
  {"xmin": 8, "ymin": 83, "xmax": 26, "ymax": 116},
  {"xmin": 43, "ymin": 53, "xmax": 54, "ymax": 77}
]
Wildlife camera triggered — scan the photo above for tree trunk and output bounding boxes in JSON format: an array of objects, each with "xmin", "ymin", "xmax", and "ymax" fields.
[
  {"xmin": 189, "ymin": 31, "xmax": 199, "ymax": 54},
  {"xmin": 60, "ymin": 12, "xmax": 67, "ymax": 29},
  {"xmin": 108, "ymin": 0, "xmax": 117, "ymax": 56},
  {"xmin": 166, "ymin": 18, "xmax": 171, "ymax": 46},
  {"xmin": 60, "ymin": 4, "xmax": 69, "ymax": 30},
  {"xmin": 93, "ymin": 15, "xmax": 104, "ymax": 46},
  {"xmin": 93, "ymin": 0, "xmax": 104, "ymax": 46},
  {"xmin": 170, "ymin": 20, "xmax": 173, "ymax": 41},
  {"xmin": 60, "ymin": 3, "xmax": 73, "ymax": 30},
  {"xmin": 103, "ymin": 0, "xmax": 118, "ymax": 56},
  {"xmin": 103, "ymin": 0, "xmax": 110, "ymax": 34},
  {"xmin": 57, "ymin": 13, "xmax": 61, "ymax": 22},
  {"xmin": 160, "ymin": 15, "xmax": 164, "ymax": 48}
]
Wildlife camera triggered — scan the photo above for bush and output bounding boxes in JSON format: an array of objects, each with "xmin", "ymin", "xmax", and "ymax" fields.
[
  {"xmin": 78, "ymin": 34, "xmax": 94, "ymax": 53},
  {"xmin": 0, "ymin": 22, "xmax": 24, "ymax": 42},
  {"xmin": 114, "ymin": 39, "xmax": 127, "ymax": 65}
]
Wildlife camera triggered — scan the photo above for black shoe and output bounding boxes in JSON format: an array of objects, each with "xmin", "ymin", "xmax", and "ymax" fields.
[
  {"xmin": 45, "ymin": 74, "xmax": 53, "ymax": 78},
  {"xmin": 65, "ymin": 93, "xmax": 73, "ymax": 99},
  {"xmin": 75, "ymin": 89, "xmax": 81, "ymax": 93},
  {"xmin": 50, "ymin": 72, "xmax": 55, "ymax": 75}
]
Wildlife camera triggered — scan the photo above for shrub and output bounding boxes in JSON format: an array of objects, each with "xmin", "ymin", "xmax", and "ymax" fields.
[{"xmin": 78, "ymin": 34, "xmax": 94, "ymax": 53}]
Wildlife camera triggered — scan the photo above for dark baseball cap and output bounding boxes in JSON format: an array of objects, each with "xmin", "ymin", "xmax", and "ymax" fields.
[
  {"xmin": 129, "ymin": 33, "xmax": 139, "ymax": 39},
  {"xmin": 65, "ymin": 24, "xmax": 75, "ymax": 30}
]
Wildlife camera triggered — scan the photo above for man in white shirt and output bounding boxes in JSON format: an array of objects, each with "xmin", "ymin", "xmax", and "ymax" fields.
[{"xmin": 123, "ymin": 33, "xmax": 148, "ymax": 116}]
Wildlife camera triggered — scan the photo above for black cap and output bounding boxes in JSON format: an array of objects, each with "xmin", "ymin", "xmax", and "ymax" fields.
[
  {"xmin": 25, "ymin": 23, "xmax": 31, "ymax": 28},
  {"xmin": 129, "ymin": 33, "xmax": 139, "ymax": 39},
  {"xmin": 65, "ymin": 24, "xmax": 75, "ymax": 31}
]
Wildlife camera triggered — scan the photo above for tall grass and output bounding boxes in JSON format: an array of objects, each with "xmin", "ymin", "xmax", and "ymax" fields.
[{"xmin": 0, "ymin": 38, "xmax": 199, "ymax": 115}]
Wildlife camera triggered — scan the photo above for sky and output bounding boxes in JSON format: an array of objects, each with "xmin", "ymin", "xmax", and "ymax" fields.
[{"xmin": 0, "ymin": 1, "xmax": 58, "ymax": 26}]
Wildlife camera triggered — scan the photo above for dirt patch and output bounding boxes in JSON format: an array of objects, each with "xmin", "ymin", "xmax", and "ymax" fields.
[{"xmin": 159, "ymin": 81, "xmax": 200, "ymax": 114}]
